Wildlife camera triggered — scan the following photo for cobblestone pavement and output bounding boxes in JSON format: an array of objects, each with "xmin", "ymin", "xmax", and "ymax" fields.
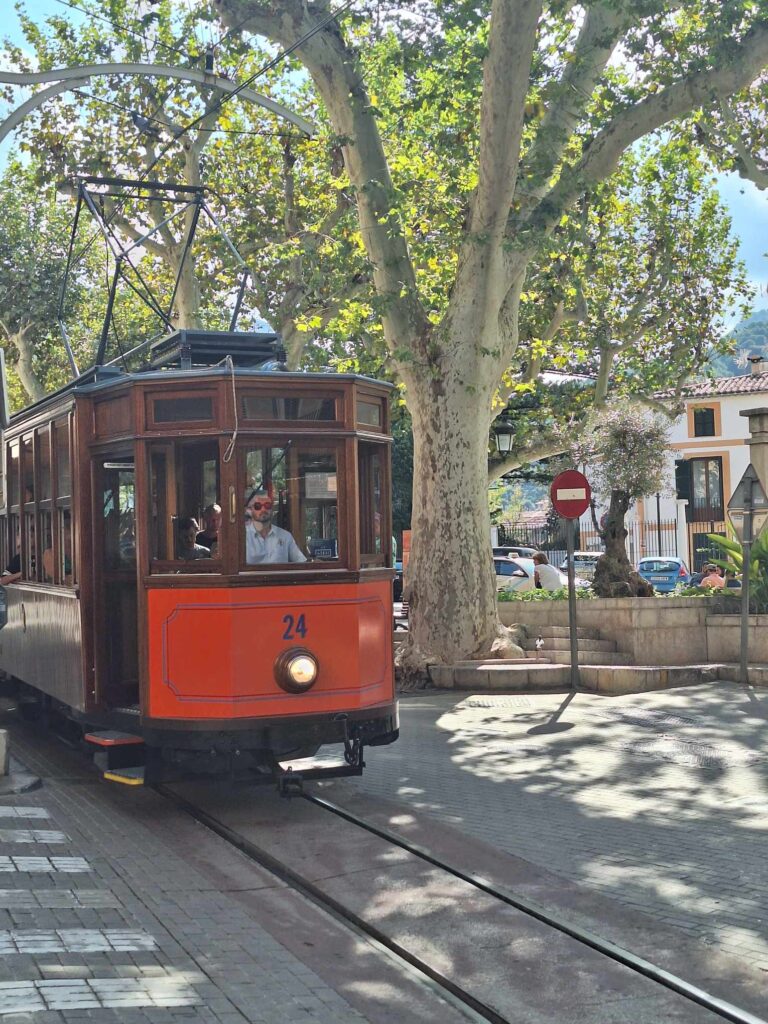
[
  {"xmin": 0, "ymin": 725, "xmax": 383, "ymax": 1024},
  {"xmin": 348, "ymin": 681, "xmax": 768, "ymax": 970}
]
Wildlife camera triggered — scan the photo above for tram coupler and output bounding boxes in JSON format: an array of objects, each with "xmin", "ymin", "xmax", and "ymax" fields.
[
  {"xmin": 276, "ymin": 765, "xmax": 304, "ymax": 798},
  {"xmin": 335, "ymin": 713, "xmax": 366, "ymax": 771}
]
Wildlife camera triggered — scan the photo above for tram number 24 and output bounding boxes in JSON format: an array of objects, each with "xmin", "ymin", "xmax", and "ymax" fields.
[{"xmin": 282, "ymin": 613, "xmax": 308, "ymax": 640}]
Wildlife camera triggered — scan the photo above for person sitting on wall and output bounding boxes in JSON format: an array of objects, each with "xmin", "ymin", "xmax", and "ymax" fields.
[
  {"xmin": 532, "ymin": 551, "xmax": 562, "ymax": 591},
  {"xmin": 245, "ymin": 490, "xmax": 306, "ymax": 565},
  {"xmin": 700, "ymin": 564, "xmax": 725, "ymax": 589},
  {"xmin": 196, "ymin": 503, "xmax": 221, "ymax": 555},
  {"xmin": 176, "ymin": 517, "xmax": 211, "ymax": 560}
]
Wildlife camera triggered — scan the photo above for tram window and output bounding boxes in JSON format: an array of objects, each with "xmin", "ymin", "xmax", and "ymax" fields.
[
  {"xmin": 23, "ymin": 514, "xmax": 35, "ymax": 579},
  {"xmin": 38, "ymin": 434, "xmax": 51, "ymax": 502},
  {"xmin": 102, "ymin": 463, "xmax": 136, "ymax": 571},
  {"xmin": 149, "ymin": 440, "xmax": 221, "ymax": 568},
  {"xmin": 241, "ymin": 395, "xmax": 337, "ymax": 421},
  {"xmin": 5, "ymin": 515, "xmax": 18, "ymax": 576},
  {"xmin": 54, "ymin": 422, "xmax": 71, "ymax": 498},
  {"xmin": 242, "ymin": 446, "xmax": 339, "ymax": 565},
  {"xmin": 7, "ymin": 444, "xmax": 18, "ymax": 508},
  {"xmin": 22, "ymin": 437, "xmax": 33, "ymax": 502},
  {"xmin": 153, "ymin": 396, "xmax": 213, "ymax": 423},
  {"xmin": 40, "ymin": 511, "xmax": 53, "ymax": 582},
  {"xmin": 359, "ymin": 443, "xmax": 385, "ymax": 562},
  {"xmin": 357, "ymin": 400, "xmax": 382, "ymax": 428}
]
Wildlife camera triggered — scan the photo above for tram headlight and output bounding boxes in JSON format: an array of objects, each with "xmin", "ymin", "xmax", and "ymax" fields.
[{"xmin": 274, "ymin": 648, "xmax": 319, "ymax": 693}]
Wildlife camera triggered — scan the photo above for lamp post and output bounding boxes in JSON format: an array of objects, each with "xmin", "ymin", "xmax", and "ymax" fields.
[{"xmin": 493, "ymin": 417, "xmax": 515, "ymax": 456}]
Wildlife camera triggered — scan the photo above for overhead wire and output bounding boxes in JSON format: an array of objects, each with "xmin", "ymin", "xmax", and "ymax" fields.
[
  {"xmin": 70, "ymin": 89, "xmax": 307, "ymax": 139},
  {"xmin": 52, "ymin": 0, "xmax": 195, "ymax": 63},
  {"xmin": 84, "ymin": 0, "xmax": 356, "ymax": 253}
]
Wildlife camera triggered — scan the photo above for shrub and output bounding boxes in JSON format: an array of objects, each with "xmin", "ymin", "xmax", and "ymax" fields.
[{"xmin": 498, "ymin": 586, "xmax": 595, "ymax": 602}]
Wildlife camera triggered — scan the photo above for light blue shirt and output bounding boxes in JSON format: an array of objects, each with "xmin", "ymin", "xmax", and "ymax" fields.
[{"xmin": 245, "ymin": 522, "xmax": 307, "ymax": 564}]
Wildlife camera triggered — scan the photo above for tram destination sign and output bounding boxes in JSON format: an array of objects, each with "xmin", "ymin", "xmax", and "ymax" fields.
[{"xmin": 550, "ymin": 470, "xmax": 592, "ymax": 520}]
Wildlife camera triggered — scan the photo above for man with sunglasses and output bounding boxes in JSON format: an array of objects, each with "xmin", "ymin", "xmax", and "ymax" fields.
[{"xmin": 245, "ymin": 490, "xmax": 307, "ymax": 564}]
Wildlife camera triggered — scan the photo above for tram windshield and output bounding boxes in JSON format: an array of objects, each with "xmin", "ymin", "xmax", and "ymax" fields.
[{"xmin": 242, "ymin": 445, "xmax": 339, "ymax": 565}]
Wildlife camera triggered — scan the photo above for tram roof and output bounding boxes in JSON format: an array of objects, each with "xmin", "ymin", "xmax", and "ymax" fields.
[{"xmin": 8, "ymin": 364, "xmax": 393, "ymax": 426}]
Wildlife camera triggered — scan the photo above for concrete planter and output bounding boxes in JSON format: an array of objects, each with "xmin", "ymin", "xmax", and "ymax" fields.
[
  {"xmin": 498, "ymin": 596, "xmax": 711, "ymax": 666},
  {"xmin": 706, "ymin": 613, "xmax": 768, "ymax": 663}
]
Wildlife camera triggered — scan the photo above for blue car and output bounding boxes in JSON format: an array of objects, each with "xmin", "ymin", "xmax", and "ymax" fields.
[{"xmin": 637, "ymin": 557, "xmax": 691, "ymax": 593}]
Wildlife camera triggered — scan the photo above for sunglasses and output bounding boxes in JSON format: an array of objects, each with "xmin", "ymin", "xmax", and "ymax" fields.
[{"xmin": 248, "ymin": 500, "xmax": 273, "ymax": 511}]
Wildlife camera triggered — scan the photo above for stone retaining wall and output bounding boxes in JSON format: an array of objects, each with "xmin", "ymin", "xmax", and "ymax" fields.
[{"xmin": 498, "ymin": 597, "xmax": 722, "ymax": 666}]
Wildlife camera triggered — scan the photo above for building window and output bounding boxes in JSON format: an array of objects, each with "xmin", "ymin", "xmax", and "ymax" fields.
[
  {"xmin": 690, "ymin": 457, "xmax": 724, "ymax": 522},
  {"xmin": 693, "ymin": 407, "xmax": 716, "ymax": 437}
]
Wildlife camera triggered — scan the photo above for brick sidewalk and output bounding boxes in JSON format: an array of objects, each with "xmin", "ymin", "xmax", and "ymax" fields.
[
  {"xmin": 351, "ymin": 681, "xmax": 768, "ymax": 970},
  {"xmin": 0, "ymin": 723, "xmax": 375, "ymax": 1024}
]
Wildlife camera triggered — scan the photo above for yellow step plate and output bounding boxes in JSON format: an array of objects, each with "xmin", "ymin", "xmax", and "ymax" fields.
[{"xmin": 103, "ymin": 766, "xmax": 144, "ymax": 786}]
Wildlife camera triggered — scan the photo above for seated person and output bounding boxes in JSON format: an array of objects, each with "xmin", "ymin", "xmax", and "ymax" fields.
[
  {"xmin": 197, "ymin": 503, "xmax": 221, "ymax": 555},
  {"xmin": 1, "ymin": 551, "xmax": 21, "ymax": 586},
  {"xmin": 176, "ymin": 517, "xmax": 211, "ymax": 560},
  {"xmin": 245, "ymin": 491, "xmax": 306, "ymax": 565},
  {"xmin": 700, "ymin": 564, "xmax": 725, "ymax": 589},
  {"xmin": 533, "ymin": 551, "xmax": 562, "ymax": 591}
]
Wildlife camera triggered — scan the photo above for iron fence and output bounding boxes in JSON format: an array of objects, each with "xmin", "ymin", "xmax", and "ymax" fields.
[{"xmin": 499, "ymin": 517, "xmax": 680, "ymax": 566}]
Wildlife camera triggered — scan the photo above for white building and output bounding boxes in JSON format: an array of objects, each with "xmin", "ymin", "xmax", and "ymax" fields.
[{"xmin": 578, "ymin": 358, "xmax": 768, "ymax": 569}]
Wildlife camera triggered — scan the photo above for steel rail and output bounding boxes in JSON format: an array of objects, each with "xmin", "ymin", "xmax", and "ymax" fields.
[
  {"xmin": 303, "ymin": 792, "xmax": 767, "ymax": 1024},
  {"xmin": 155, "ymin": 784, "xmax": 508, "ymax": 1024}
]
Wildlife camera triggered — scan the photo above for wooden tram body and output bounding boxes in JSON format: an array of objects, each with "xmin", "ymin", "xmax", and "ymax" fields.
[{"xmin": 0, "ymin": 330, "xmax": 398, "ymax": 778}]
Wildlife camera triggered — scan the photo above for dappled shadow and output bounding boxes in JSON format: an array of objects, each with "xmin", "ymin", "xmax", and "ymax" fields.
[{"xmin": 341, "ymin": 682, "xmax": 768, "ymax": 971}]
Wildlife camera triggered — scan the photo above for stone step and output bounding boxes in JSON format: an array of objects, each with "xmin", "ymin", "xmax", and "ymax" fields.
[
  {"xmin": 429, "ymin": 661, "xmax": 568, "ymax": 691},
  {"xmin": 522, "ymin": 637, "xmax": 616, "ymax": 653},
  {"xmin": 530, "ymin": 625, "xmax": 601, "ymax": 640},
  {"xmin": 428, "ymin": 660, "xmax": 723, "ymax": 695},
  {"xmin": 549, "ymin": 650, "xmax": 632, "ymax": 666}
]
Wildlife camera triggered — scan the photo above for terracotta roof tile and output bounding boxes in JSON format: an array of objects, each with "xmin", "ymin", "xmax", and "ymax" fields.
[{"xmin": 675, "ymin": 372, "xmax": 768, "ymax": 398}]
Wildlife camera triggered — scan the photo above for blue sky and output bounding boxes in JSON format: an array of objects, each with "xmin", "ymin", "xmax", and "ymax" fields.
[{"xmin": 3, "ymin": 0, "xmax": 768, "ymax": 321}]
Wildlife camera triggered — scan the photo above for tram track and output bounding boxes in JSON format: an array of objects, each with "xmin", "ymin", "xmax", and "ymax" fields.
[{"xmin": 158, "ymin": 780, "xmax": 768, "ymax": 1024}]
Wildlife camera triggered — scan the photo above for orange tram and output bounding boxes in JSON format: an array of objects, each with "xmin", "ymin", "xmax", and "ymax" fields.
[{"xmin": 0, "ymin": 329, "xmax": 398, "ymax": 784}]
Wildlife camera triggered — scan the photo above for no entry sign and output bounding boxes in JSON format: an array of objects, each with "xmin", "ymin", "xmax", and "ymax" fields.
[{"xmin": 550, "ymin": 470, "xmax": 591, "ymax": 520}]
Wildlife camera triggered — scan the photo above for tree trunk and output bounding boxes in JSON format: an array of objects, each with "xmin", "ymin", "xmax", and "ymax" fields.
[
  {"xmin": 169, "ymin": 245, "xmax": 202, "ymax": 329},
  {"xmin": 592, "ymin": 489, "xmax": 653, "ymax": 597},
  {"xmin": 9, "ymin": 326, "xmax": 45, "ymax": 403},
  {"xmin": 397, "ymin": 369, "xmax": 523, "ymax": 680}
]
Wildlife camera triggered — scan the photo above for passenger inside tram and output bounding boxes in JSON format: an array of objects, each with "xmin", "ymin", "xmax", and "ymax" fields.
[
  {"xmin": 244, "ymin": 491, "xmax": 306, "ymax": 564},
  {"xmin": 176, "ymin": 517, "xmax": 212, "ymax": 561},
  {"xmin": 196, "ymin": 503, "xmax": 221, "ymax": 555}
]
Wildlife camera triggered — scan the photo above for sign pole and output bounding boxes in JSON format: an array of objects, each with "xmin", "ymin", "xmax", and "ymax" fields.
[
  {"xmin": 740, "ymin": 483, "xmax": 753, "ymax": 687},
  {"xmin": 566, "ymin": 517, "xmax": 579, "ymax": 691},
  {"xmin": 550, "ymin": 469, "xmax": 592, "ymax": 694}
]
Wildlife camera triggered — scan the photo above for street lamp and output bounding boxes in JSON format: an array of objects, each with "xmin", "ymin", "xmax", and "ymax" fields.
[{"xmin": 493, "ymin": 416, "xmax": 515, "ymax": 455}]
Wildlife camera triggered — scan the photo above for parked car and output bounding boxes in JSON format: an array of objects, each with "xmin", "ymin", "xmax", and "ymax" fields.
[
  {"xmin": 559, "ymin": 551, "xmax": 600, "ymax": 580},
  {"xmin": 492, "ymin": 545, "xmax": 537, "ymax": 559},
  {"xmin": 637, "ymin": 556, "xmax": 691, "ymax": 593},
  {"xmin": 494, "ymin": 557, "xmax": 588, "ymax": 593}
]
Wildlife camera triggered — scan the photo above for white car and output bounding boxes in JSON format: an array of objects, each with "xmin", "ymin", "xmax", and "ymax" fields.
[{"xmin": 494, "ymin": 557, "xmax": 587, "ymax": 593}]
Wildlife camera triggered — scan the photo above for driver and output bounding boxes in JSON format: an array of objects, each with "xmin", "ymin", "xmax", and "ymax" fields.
[{"xmin": 245, "ymin": 490, "xmax": 306, "ymax": 565}]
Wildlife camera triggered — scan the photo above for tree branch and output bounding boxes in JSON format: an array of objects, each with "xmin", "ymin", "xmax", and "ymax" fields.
[
  {"xmin": 518, "ymin": 2, "xmax": 625, "ymax": 204},
  {"xmin": 488, "ymin": 435, "xmax": 566, "ymax": 483},
  {"xmin": 525, "ymin": 19, "xmax": 768, "ymax": 237},
  {"xmin": 215, "ymin": 0, "xmax": 429, "ymax": 358},
  {"xmin": 470, "ymin": 0, "xmax": 543, "ymax": 237}
]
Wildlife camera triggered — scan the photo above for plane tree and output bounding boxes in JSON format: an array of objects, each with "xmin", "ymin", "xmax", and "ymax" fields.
[{"xmin": 212, "ymin": 0, "xmax": 768, "ymax": 675}]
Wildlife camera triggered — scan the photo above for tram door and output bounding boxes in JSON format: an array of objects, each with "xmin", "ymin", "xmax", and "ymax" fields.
[{"xmin": 94, "ymin": 456, "xmax": 139, "ymax": 709}]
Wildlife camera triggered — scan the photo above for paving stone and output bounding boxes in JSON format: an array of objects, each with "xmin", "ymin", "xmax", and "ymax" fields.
[{"xmin": 354, "ymin": 681, "xmax": 768, "ymax": 969}]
